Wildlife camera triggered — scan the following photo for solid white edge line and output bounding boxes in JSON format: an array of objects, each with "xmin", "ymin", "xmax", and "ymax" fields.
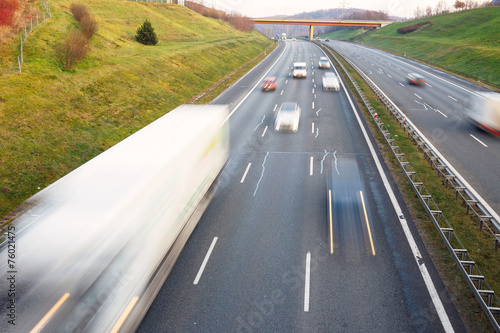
[
  {"xmin": 304, "ymin": 252, "xmax": 311, "ymax": 312},
  {"xmin": 193, "ymin": 237, "xmax": 218, "ymax": 285},
  {"xmin": 334, "ymin": 62, "xmax": 455, "ymax": 333},
  {"xmin": 310, "ymin": 156, "xmax": 314, "ymax": 176},
  {"xmin": 240, "ymin": 163, "xmax": 252, "ymax": 183},
  {"xmin": 223, "ymin": 42, "xmax": 288, "ymax": 124}
]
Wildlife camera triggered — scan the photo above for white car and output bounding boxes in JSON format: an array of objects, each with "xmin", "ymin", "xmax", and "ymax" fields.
[
  {"xmin": 292, "ymin": 62, "xmax": 307, "ymax": 78},
  {"xmin": 275, "ymin": 102, "xmax": 301, "ymax": 132},
  {"xmin": 318, "ymin": 57, "xmax": 330, "ymax": 69},
  {"xmin": 322, "ymin": 72, "xmax": 340, "ymax": 91}
]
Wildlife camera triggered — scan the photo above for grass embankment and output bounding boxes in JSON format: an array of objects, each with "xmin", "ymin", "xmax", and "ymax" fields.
[
  {"xmin": 358, "ymin": 7, "xmax": 500, "ymax": 89},
  {"xmin": 327, "ymin": 47, "xmax": 498, "ymax": 332},
  {"xmin": 0, "ymin": 0, "xmax": 274, "ymax": 220},
  {"xmin": 321, "ymin": 28, "xmax": 366, "ymax": 41}
]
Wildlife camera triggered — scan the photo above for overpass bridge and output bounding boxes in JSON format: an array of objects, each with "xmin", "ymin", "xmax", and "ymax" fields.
[{"xmin": 251, "ymin": 18, "xmax": 392, "ymax": 40}]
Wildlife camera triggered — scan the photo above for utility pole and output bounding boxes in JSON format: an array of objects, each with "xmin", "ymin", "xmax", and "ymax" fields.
[{"xmin": 340, "ymin": 0, "xmax": 348, "ymax": 20}]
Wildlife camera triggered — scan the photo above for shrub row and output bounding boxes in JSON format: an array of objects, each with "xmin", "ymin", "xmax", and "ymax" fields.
[
  {"xmin": 397, "ymin": 21, "xmax": 433, "ymax": 34},
  {"xmin": 57, "ymin": 3, "xmax": 98, "ymax": 70},
  {"xmin": 0, "ymin": 0, "xmax": 19, "ymax": 27}
]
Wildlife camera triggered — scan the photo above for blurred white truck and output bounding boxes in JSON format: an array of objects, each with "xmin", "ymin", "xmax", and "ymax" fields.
[
  {"xmin": 0, "ymin": 104, "xmax": 229, "ymax": 333},
  {"xmin": 466, "ymin": 92, "xmax": 500, "ymax": 136}
]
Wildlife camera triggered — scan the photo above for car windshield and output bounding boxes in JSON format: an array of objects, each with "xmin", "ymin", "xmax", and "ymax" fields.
[{"xmin": 280, "ymin": 103, "xmax": 297, "ymax": 113}]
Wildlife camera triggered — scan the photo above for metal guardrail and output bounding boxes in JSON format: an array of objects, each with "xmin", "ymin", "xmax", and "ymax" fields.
[{"xmin": 318, "ymin": 43, "xmax": 500, "ymax": 332}]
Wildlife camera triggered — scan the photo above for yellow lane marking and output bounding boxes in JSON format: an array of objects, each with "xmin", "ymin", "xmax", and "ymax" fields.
[
  {"xmin": 359, "ymin": 191, "xmax": 376, "ymax": 256},
  {"xmin": 110, "ymin": 296, "xmax": 139, "ymax": 333},
  {"xmin": 329, "ymin": 189, "xmax": 334, "ymax": 254},
  {"xmin": 30, "ymin": 292, "xmax": 70, "ymax": 333}
]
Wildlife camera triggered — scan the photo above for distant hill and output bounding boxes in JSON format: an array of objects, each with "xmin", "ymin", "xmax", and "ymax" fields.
[
  {"xmin": 255, "ymin": 8, "xmax": 396, "ymax": 38},
  {"xmin": 358, "ymin": 6, "xmax": 500, "ymax": 89}
]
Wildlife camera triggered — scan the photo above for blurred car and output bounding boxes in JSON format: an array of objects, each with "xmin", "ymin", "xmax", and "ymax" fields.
[
  {"xmin": 406, "ymin": 73, "xmax": 426, "ymax": 86},
  {"xmin": 274, "ymin": 102, "xmax": 301, "ymax": 132},
  {"xmin": 325, "ymin": 38, "xmax": 330, "ymax": 42},
  {"xmin": 466, "ymin": 92, "xmax": 500, "ymax": 136},
  {"xmin": 261, "ymin": 77, "xmax": 277, "ymax": 91},
  {"xmin": 322, "ymin": 72, "xmax": 340, "ymax": 91},
  {"xmin": 292, "ymin": 62, "xmax": 307, "ymax": 78},
  {"xmin": 318, "ymin": 57, "xmax": 330, "ymax": 69}
]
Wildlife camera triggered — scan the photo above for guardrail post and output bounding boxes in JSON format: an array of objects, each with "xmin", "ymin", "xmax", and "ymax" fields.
[
  {"xmin": 465, "ymin": 200, "xmax": 478, "ymax": 215},
  {"xmin": 455, "ymin": 187, "xmax": 465, "ymax": 200},
  {"xmin": 444, "ymin": 175, "xmax": 454, "ymax": 188},
  {"xmin": 460, "ymin": 260, "xmax": 475, "ymax": 274},
  {"xmin": 431, "ymin": 210, "xmax": 442, "ymax": 224},
  {"xmin": 469, "ymin": 275, "xmax": 485, "ymax": 290},
  {"xmin": 479, "ymin": 216, "xmax": 492, "ymax": 231},
  {"xmin": 453, "ymin": 248, "xmax": 467, "ymax": 260},
  {"xmin": 441, "ymin": 227, "xmax": 453, "ymax": 242}
]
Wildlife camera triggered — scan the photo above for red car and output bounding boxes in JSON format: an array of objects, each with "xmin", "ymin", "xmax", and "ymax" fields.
[{"xmin": 262, "ymin": 77, "xmax": 277, "ymax": 91}]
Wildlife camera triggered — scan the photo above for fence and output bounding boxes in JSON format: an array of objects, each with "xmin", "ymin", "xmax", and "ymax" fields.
[{"xmin": 15, "ymin": 0, "xmax": 51, "ymax": 75}]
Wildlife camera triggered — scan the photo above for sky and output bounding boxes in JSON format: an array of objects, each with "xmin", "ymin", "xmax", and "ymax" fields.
[{"xmin": 201, "ymin": 0, "xmax": 456, "ymax": 19}]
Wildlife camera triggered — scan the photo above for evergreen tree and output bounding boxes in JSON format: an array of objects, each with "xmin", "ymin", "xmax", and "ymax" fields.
[{"xmin": 135, "ymin": 19, "xmax": 158, "ymax": 45}]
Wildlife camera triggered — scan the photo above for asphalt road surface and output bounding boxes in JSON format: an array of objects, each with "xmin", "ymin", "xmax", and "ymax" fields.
[
  {"xmin": 137, "ymin": 40, "xmax": 466, "ymax": 332},
  {"xmin": 323, "ymin": 40, "xmax": 500, "ymax": 227}
]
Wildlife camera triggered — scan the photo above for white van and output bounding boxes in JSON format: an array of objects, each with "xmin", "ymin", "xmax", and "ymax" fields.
[{"xmin": 293, "ymin": 62, "xmax": 307, "ymax": 78}]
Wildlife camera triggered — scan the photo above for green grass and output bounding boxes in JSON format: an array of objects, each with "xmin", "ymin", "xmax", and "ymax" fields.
[
  {"xmin": 320, "ymin": 28, "xmax": 366, "ymax": 41},
  {"xmin": 358, "ymin": 7, "xmax": 500, "ymax": 89},
  {"xmin": 0, "ymin": 0, "xmax": 273, "ymax": 220}
]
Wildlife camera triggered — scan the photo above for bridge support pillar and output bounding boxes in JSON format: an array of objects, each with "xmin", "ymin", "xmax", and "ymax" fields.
[{"xmin": 309, "ymin": 25, "xmax": 314, "ymax": 40}]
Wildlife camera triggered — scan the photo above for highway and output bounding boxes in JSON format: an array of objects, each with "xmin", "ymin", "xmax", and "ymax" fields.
[
  {"xmin": 322, "ymin": 40, "xmax": 500, "ymax": 225},
  {"xmin": 137, "ymin": 40, "xmax": 466, "ymax": 332}
]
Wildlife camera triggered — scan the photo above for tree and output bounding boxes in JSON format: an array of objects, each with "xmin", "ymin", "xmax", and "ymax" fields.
[
  {"xmin": 135, "ymin": 19, "xmax": 158, "ymax": 46},
  {"xmin": 454, "ymin": 0, "xmax": 466, "ymax": 10}
]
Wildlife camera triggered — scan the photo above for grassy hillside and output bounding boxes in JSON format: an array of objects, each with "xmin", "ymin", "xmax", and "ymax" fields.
[
  {"xmin": 358, "ymin": 7, "xmax": 500, "ymax": 89},
  {"xmin": 320, "ymin": 28, "xmax": 366, "ymax": 41},
  {"xmin": 0, "ymin": 0, "xmax": 273, "ymax": 220}
]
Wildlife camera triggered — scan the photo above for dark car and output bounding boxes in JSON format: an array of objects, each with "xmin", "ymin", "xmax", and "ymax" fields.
[{"xmin": 406, "ymin": 73, "xmax": 426, "ymax": 86}]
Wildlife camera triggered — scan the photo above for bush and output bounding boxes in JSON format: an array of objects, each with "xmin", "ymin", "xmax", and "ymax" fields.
[
  {"xmin": 397, "ymin": 21, "xmax": 433, "ymax": 34},
  {"xmin": 70, "ymin": 3, "xmax": 88, "ymax": 23},
  {"xmin": 135, "ymin": 19, "xmax": 158, "ymax": 45},
  {"xmin": 0, "ymin": 0, "xmax": 19, "ymax": 27},
  {"xmin": 80, "ymin": 14, "xmax": 97, "ymax": 39},
  {"xmin": 57, "ymin": 31, "xmax": 89, "ymax": 70}
]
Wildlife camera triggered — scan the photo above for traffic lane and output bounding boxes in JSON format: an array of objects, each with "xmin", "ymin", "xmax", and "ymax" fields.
[
  {"xmin": 328, "ymin": 40, "xmax": 500, "ymax": 213},
  {"xmin": 138, "ymin": 39, "xmax": 465, "ymax": 332},
  {"xmin": 137, "ymin": 152, "xmax": 322, "ymax": 332},
  {"xmin": 212, "ymin": 40, "xmax": 284, "ymax": 107}
]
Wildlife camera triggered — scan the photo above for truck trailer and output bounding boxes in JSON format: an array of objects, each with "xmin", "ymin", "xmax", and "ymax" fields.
[{"xmin": 0, "ymin": 105, "xmax": 229, "ymax": 333}]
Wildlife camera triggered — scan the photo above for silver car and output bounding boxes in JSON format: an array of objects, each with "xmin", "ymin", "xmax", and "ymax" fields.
[
  {"xmin": 275, "ymin": 102, "xmax": 301, "ymax": 132},
  {"xmin": 318, "ymin": 57, "xmax": 330, "ymax": 69},
  {"xmin": 322, "ymin": 72, "xmax": 340, "ymax": 91}
]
